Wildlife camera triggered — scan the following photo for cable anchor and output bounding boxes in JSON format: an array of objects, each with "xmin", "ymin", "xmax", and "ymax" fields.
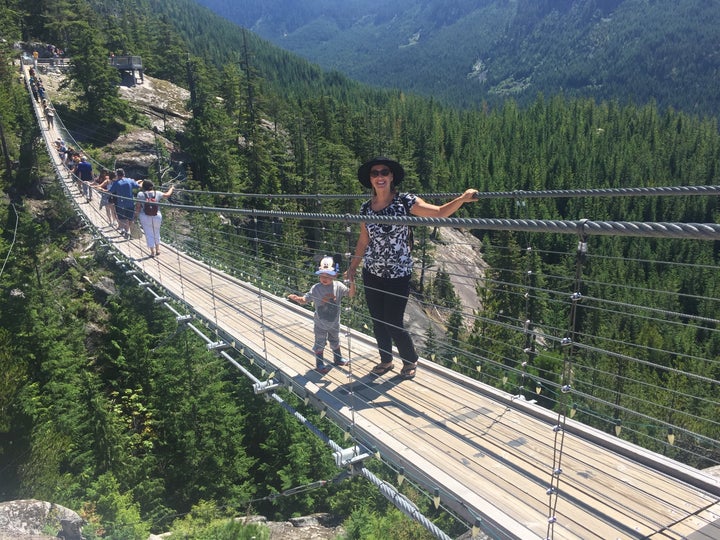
[
  {"xmin": 253, "ymin": 379, "xmax": 279, "ymax": 395},
  {"xmin": 207, "ymin": 340, "xmax": 232, "ymax": 351},
  {"xmin": 333, "ymin": 445, "xmax": 371, "ymax": 476}
]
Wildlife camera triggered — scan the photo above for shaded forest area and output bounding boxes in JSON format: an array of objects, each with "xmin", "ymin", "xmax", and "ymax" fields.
[{"xmin": 1, "ymin": 0, "xmax": 718, "ymax": 537}]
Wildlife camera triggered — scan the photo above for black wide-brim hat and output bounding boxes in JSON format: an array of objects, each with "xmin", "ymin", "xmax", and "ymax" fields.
[{"xmin": 357, "ymin": 157, "xmax": 405, "ymax": 188}]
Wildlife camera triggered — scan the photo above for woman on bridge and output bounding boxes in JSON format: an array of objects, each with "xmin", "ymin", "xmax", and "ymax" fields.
[
  {"xmin": 98, "ymin": 170, "xmax": 118, "ymax": 227},
  {"xmin": 346, "ymin": 157, "xmax": 479, "ymax": 380},
  {"xmin": 134, "ymin": 180, "xmax": 174, "ymax": 258}
]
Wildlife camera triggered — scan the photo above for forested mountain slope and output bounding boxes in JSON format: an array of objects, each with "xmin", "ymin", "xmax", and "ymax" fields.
[{"xmin": 194, "ymin": 0, "xmax": 720, "ymax": 117}]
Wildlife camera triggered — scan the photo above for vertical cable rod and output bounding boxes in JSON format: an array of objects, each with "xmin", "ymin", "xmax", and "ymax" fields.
[{"xmin": 545, "ymin": 220, "xmax": 588, "ymax": 539}]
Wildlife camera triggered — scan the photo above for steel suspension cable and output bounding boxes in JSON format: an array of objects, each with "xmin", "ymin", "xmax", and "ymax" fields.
[
  {"xmin": 517, "ymin": 192, "xmax": 538, "ymax": 400},
  {"xmin": 177, "ymin": 184, "xmax": 720, "ymax": 201},
  {"xmin": 161, "ymin": 201, "xmax": 720, "ymax": 241}
]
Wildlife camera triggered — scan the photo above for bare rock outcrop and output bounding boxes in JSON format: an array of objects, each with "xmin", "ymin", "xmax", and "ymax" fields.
[
  {"xmin": 145, "ymin": 514, "xmax": 344, "ymax": 540},
  {"xmin": 0, "ymin": 500, "xmax": 84, "ymax": 540},
  {"xmin": 239, "ymin": 513, "xmax": 345, "ymax": 540}
]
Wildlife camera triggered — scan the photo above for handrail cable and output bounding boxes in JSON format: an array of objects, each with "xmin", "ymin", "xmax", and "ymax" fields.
[
  {"xmin": 172, "ymin": 184, "xmax": 720, "ymax": 200},
  {"xmin": 340, "ymin": 215, "xmax": 364, "ymax": 474},
  {"xmin": 124, "ymin": 200, "xmax": 720, "ymax": 241}
]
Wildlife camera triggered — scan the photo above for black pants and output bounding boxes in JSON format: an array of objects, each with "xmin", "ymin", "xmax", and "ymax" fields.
[{"xmin": 362, "ymin": 269, "xmax": 418, "ymax": 366}]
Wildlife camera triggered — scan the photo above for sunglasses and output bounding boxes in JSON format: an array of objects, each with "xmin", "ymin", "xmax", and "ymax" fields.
[{"xmin": 370, "ymin": 168, "xmax": 392, "ymax": 178}]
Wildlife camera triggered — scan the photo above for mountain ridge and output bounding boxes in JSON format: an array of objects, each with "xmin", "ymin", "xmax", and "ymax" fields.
[{"xmin": 193, "ymin": 0, "xmax": 720, "ymax": 117}]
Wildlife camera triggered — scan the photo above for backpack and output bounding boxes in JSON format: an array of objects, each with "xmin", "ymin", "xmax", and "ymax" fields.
[{"xmin": 144, "ymin": 191, "xmax": 159, "ymax": 216}]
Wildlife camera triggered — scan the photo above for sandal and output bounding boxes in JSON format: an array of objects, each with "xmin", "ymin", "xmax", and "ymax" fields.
[
  {"xmin": 400, "ymin": 363, "xmax": 417, "ymax": 380},
  {"xmin": 371, "ymin": 362, "xmax": 394, "ymax": 376}
]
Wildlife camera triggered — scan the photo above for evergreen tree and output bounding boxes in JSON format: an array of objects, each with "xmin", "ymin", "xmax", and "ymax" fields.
[
  {"xmin": 185, "ymin": 56, "xmax": 244, "ymax": 193},
  {"xmin": 66, "ymin": 14, "xmax": 123, "ymax": 123}
]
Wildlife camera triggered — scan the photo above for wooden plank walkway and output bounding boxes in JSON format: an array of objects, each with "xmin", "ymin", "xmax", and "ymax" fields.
[{"xmin": 35, "ymin": 89, "xmax": 720, "ymax": 540}]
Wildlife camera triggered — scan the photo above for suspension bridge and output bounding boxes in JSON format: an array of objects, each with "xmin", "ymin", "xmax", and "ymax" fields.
[{"xmin": 22, "ymin": 63, "xmax": 720, "ymax": 540}]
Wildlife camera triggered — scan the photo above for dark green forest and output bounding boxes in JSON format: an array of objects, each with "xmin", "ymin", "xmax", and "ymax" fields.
[{"xmin": 1, "ymin": 0, "xmax": 719, "ymax": 538}]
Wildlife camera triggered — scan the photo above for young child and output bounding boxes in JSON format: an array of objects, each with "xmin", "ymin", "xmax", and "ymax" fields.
[{"xmin": 288, "ymin": 256, "xmax": 356, "ymax": 374}]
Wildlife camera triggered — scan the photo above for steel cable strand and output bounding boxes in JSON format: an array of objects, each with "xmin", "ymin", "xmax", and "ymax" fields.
[
  {"xmin": 572, "ymin": 298, "xmax": 720, "ymax": 344},
  {"xmin": 573, "ymin": 341, "xmax": 720, "ymax": 403},
  {"xmin": 338, "ymin": 216, "xmax": 364, "ymax": 465},
  {"xmin": 557, "ymin": 385, "xmax": 720, "ymax": 466},
  {"xmin": 173, "ymin": 184, "xmax": 720, "ymax": 201},
  {"xmin": 545, "ymin": 223, "xmax": 590, "ymax": 539},
  {"xmin": 574, "ymin": 328, "xmax": 720, "ymax": 384},
  {"xmin": 164, "ymin": 203, "xmax": 720, "ymax": 241},
  {"xmin": 358, "ymin": 467, "xmax": 453, "ymax": 540},
  {"xmin": 577, "ymin": 295, "xmax": 720, "ymax": 336},
  {"xmin": 478, "ymin": 185, "xmax": 720, "ymax": 199},
  {"xmin": 0, "ymin": 204, "xmax": 20, "ymax": 280}
]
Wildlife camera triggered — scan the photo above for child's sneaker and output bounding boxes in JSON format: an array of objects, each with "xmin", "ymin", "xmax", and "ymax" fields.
[
  {"xmin": 333, "ymin": 357, "xmax": 350, "ymax": 367},
  {"xmin": 315, "ymin": 365, "xmax": 331, "ymax": 375}
]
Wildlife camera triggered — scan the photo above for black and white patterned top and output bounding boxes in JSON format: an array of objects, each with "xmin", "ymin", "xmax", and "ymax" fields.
[{"xmin": 360, "ymin": 192, "xmax": 417, "ymax": 279}]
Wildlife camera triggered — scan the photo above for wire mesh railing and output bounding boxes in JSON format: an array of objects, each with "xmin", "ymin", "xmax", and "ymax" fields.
[{"xmin": 156, "ymin": 193, "xmax": 720, "ymax": 472}]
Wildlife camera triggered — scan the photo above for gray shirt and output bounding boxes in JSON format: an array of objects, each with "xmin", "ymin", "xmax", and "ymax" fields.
[{"xmin": 304, "ymin": 280, "xmax": 350, "ymax": 330}]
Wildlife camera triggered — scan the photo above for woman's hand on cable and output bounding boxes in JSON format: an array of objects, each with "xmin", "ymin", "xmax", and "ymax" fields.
[{"xmin": 460, "ymin": 188, "xmax": 480, "ymax": 202}]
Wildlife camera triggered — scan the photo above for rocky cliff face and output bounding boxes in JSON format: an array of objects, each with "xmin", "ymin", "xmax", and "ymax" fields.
[
  {"xmin": 0, "ymin": 499, "xmax": 84, "ymax": 540},
  {"xmin": 39, "ymin": 68, "xmax": 190, "ymax": 180}
]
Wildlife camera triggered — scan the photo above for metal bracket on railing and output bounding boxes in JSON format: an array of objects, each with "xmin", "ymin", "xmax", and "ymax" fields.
[
  {"xmin": 333, "ymin": 445, "xmax": 371, "ymax": 475},
  {"xmin": 207, "ymin": 341, "xmax": 232, "ymax": 352},
  {"xmin": 253, "ymin": 379, "xmax": 280, "ymax": 395}
]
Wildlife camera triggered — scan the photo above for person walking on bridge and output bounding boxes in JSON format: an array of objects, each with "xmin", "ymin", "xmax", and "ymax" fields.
[
  {"xmin": 98, "ymin": 170, "xmax": 118, "ymax": 227},
  {"xmin": 345, "ymin": 157, "xmax": 479, "ymax": 380},
  {"xmin": 73, "ymin": 155, "xmax": 93, "ymax": 202},
  {"xmin": 134, "ymin": 180, "xmax": 174, "ymax": 257},
  {"xmin": 109, "ymin": 168, "xmax": 140, "ymax": 239},
  {"xmin": 42, "ymin": 99, "xmax": 55, "ymax": 130}
]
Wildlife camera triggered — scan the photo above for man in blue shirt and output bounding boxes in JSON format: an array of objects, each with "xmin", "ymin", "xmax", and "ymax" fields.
[
  {"xmin": 73, "ymin": 156, "xmax": 94, "ymax": 202},
  {"xmin": 108, "ymin": 168, "xmax": 140, "ymax": 238}
]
